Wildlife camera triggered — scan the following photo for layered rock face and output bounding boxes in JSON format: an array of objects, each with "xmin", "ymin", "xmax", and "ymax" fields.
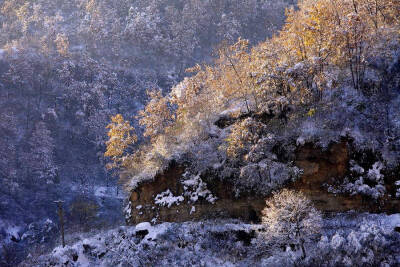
[
  {"xmin": 127, "ymin": 142, "xmax": 400, "ymax": 225},
  {"xmin": 293, "ymin": 142, "xmax": 399, "ymax": 213},
  {"xmin": 127, "ymin": 163, "xmax": 266, "ymax": 225}
]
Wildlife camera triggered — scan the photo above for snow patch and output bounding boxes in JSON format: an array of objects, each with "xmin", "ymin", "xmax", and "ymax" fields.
[
  {"xmin": 367, "ymin": 162, "xmax": 384, "ymax": 182},
  {"xmin": 6, "ymin": 225, "xmax": 21, "ymax": 242},
  {"xmin": 124, "ymin": 201, "xmax": 132, "ymax": 221},
  {"xmin": 94, "ymin": 186, "xmax": 123, "ymax": 199},
  {"xmin": 136, "ymin": 222, "xmax": 151, "ymax": 232},
  {"xmin": 296, "ymin": 136, "xmax": 305, "ymax": 146},
  {"xmin": 350, "ymin": 160, "xmax": 364, "ymax": 174},
  {"xmin": 396, "ymin": 181, "xmax": 400, "ymax": 198},
  {"xmin": 190, "ymin": 206, "xmax": 196, "ymax": 214},
  {"xmin": 154, "ymin": 189, "xmax": 184, "ymax": 208},
  {"xmin": 182, "ymin": 173, "xmax": 217, "ymax": 204}
]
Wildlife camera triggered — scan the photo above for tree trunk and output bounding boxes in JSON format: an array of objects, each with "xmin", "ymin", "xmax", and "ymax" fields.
[{"xmin": 300, "ymin": 240, "xmax": 306, "ymax": 259}]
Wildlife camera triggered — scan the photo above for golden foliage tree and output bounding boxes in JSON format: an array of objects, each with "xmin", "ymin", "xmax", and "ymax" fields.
[
  {"xmin": 225, "ymin": 118, "xmax": 266, "ymax": 158},
  {"xmin": 138, "ymin": 89, "xmax": 175, "ymax": 141},
  {"xmin": 105, "ymin": 0, "xmax": 400, "ymax": 186},
  {"xmin": 282, "ymin": 0, "xmax": 400, "ymax": 93},
  {"xmin": 104, "ymin": 114, "xmax": 137, "ymax": 170}
]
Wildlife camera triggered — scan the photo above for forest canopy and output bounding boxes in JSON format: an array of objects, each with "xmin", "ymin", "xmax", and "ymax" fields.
[
  {"xmin": 0, "ymin": 0, "xmax": 292, "ymax": 200},
  {"xmin": 0, "ymin": 2, "xmax": 293, "ymax": 263},
  {"xmin": 105, "ymin": 0, "xmax": 400, "ymax": 190}
]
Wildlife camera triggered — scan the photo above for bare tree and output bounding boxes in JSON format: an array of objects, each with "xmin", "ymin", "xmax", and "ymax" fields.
[{"xmin": 261, "ymin": 189, "xmax": 322, "ymax": 259}]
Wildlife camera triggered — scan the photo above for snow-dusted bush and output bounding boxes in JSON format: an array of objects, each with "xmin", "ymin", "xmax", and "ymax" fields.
[
  {"xmin": 246, "ymin": 134, "xmax": 278, "ymax": 163},
  {"xmin": 350, "ymin": 160, "xmax": 364, "ymax": 175},
  {"xmin": 261, "ymin": 189, "xmax": 322, "ymax": 259},
  {"xmin": 341, "ymin": 161, "xmax": 387, "ymax": 199},
  {"xmin": 21, "ymin": 219, "xmax": 57, "ymax": 245},
  {"xmin": 235, "ymin": 160, "xmax": 301, "ymax": 196},
  {"xmin": 309, "ymin": 222, "xmax": 399, "ymax": 266},
  {"xmin": 20, "ymin": 213, "xmax": 400, "ymax": 266},
  {"xmin": 22, "ymin": 221, "xmax": 266, "ymax": 266}
]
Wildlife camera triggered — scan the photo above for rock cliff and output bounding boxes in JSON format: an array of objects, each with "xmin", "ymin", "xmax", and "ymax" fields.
[{"xmin": 127, "ymin": 141, "xmax": 400, "ymax": 225}]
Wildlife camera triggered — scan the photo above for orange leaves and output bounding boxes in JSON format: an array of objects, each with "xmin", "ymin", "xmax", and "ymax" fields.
[
  {"xmin": 104, "ymin": 114, "xmax": 137, "ymax": 169},
  {"xmin": 138, "ymin": 89, "xmax": 175, "ymax": 141},
  {"xmin": 277, "ymin": 0, "xmax": 400, "ymax": 92},
  {"xmin": 225, "ymin": 118, "xmax": 267, "ymax": 158},
  {"xmin": 104, "ymin": 0, "xmax": 400, "ymax": 184},
  {"xmin": 55, "ymin": 33, "xmax": 69, "ymax": 56}
]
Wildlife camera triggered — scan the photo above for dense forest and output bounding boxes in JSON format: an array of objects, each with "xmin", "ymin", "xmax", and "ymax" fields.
[
  {"xmin": 0, "ymin": 0, "xmax": 293, "ymax": 265},
  {"xmin": 1, "ymin": 0, "xmax": 400, "ymax": 266}
]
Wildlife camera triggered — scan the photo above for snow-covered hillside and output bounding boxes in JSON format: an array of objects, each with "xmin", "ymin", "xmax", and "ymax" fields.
[
  {"xmin": 1, "ymin": 0, "xmax": 400, "ymax": 266},
  {"xmin": 22, "ymin": 213, "xmax": 400, "ymax": 266}
]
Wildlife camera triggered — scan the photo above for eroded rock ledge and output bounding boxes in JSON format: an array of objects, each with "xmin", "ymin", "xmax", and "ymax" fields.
[{"xmin": 127, "ymin": 142, "xmax": 400, "ymax": 225}]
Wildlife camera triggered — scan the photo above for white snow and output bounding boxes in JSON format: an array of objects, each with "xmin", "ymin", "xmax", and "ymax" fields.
[
  {"xmin": 379, "ymin": 213, "xmax": 400, "ymax": 231},
  {"xmin": 350, "ymin": 160, "xmax": 364, "ymax": 174},
  {"xmin": 171, "ymin": 78, "xmax": 187, "ymax": 99},
  {"xmin": 47, "ymin": 108, "xmax": 58, "ymax": 119},
  {"xmin": 367, "ymin": 162, "xmax": 384, "ymax": 182},
  {"xmin": 6, "ymin": 225, "xmax": 21, "ymax": 242},
  {"xmin": 146, "ymin": 223, "xmax": 169, "ymax": 241},
  {"xmin": 76, "ymin": 110, "xmax": 85, "ymax": 117},
  {"xmin": 396, "ymin": 181, "xmax": 400, "ymax": 198},
  {"xmin": 154, "ymin": 189, "xmax": 184, "ymax": 208},
  {"xmin": 182, "ymin": 173, "xmax": 217, "ymax": 204},
  {"xmin": 124, "ymin": 202, "xmax": 132, "ymax": 221},
  {"xmin": 296, "ymin": 136, "xmax": 305, "ymax": 146},
  {"xmin": 94, "ymin": 186, "xmax": 124, "ymax": 199},
  {"xmin": 190, "ymin": 206, "xmax": 196, "ymax": 214},
  {"xmin": 330, "ymin": 232, "xmax": 345, "ymax": 250},
  {"xmin": 134, "ymin": 222, "xmax": 170, "ymax": 241},
  {"xmin": 94, "ymin": 186, "xmax": 107, "ymax": 197},
  {"xmin": 135, "ymin": 222, "xmax": 151, "ymax": 232},
  {"xmin": 219, "ymin": 103, "xmax": 242, "ymax": 117}
]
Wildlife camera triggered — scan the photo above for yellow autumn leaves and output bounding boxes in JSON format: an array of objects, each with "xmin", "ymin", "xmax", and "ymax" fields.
[
  {"xmin": 105, "ymin": 0, "xmax": 400, "ymax": 183},
  {"xmin": 104, "ymin": 114, "xmax": 136, "ymax": 170}
]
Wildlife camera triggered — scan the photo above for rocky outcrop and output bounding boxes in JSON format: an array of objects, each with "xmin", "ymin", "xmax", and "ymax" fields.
[
  {"xmin": 127, "ymin": 162, "xmax": 265, "ymax": 225},
  {"xmin": 293, "ymin": 142, "xmax": 399, "ymax": 213},
  {"xmin": 127, "ymin": 142, "xmax": 400, "ymax": 225}
]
